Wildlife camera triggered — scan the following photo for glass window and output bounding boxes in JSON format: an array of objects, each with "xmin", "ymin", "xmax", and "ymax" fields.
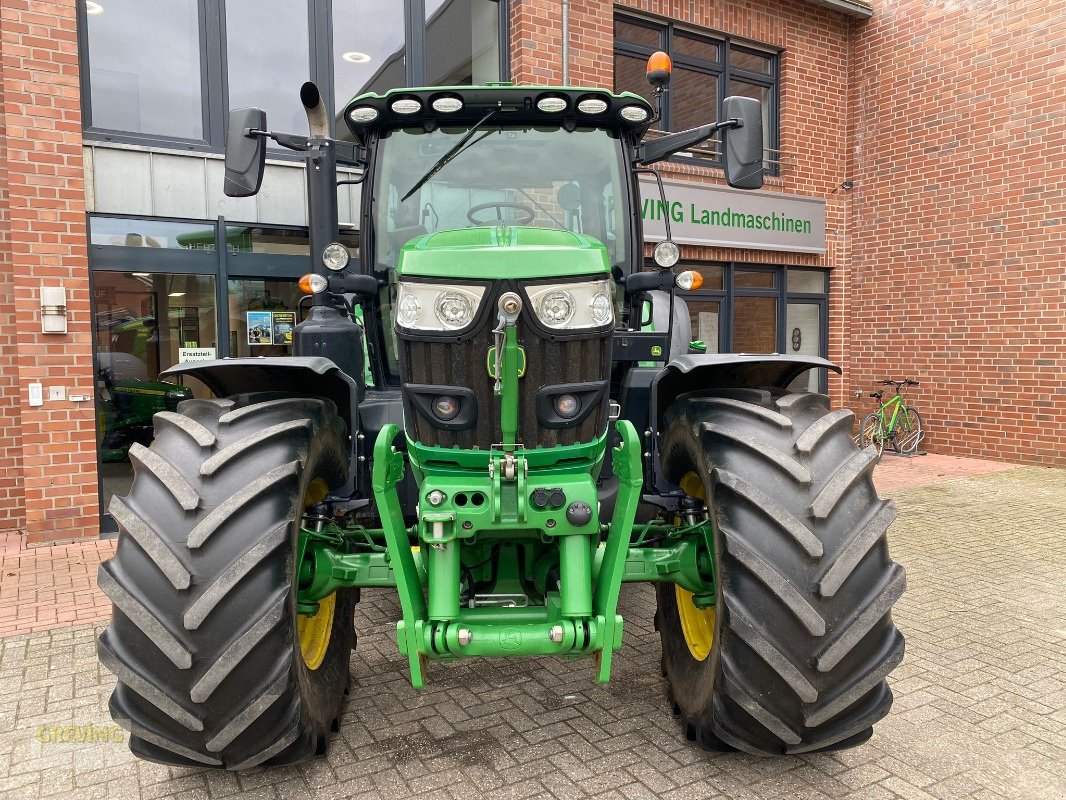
[
  {"xmin": 227, "ymin": 279, "xmax": 304, "ymax": 357},
  {"xmin": 733, "ymin": 295, "xmax": 777, "ymax": 352},
  {"xmin": 225, "ymin": 0, "xmax": 310, "ymax": 135},
  {"xmin": 425, "ymin": 0, "xmax": 502, "ymax": 86},
  {"xmin": 373, "ymin": 125, "xmax": 629, "ymax": 270},
  {"xmin": 671, "ymin": 67, "xmax": 718, "ymax": 131},
  {"xmin": 674, "ymin": 32, "xmax": 719, "ymax": 63},
  {"xmin": 786, "ymin": 302, "xmax": 823, "ymax": 392},
  {"xmin": 730, "ymin": 45, "xmax": 772, "ymax": 75},
  {"xmin": 788, "ymin": 268, "xmax": 827, "ymax": 294},
  {"xmin": 94, "ymin": 271, "xmax": 217, "ymax": 511},
  {"xmin": 613, "ymin": 14, "xmax": 778, "ymax": 172},
  {"xmin": 226, "ymin": 226, "xmax": 311, "ymax": 255},
  {"xmin": 90, "ymin": 217, "xmax": 217, "ymax": 250},
  {"xmin": 735, "ymin": 269, "xmax": 776, "ymax": 289},
  {"xmin": 333, "ymin": 0, "xmax": 406, "ymax": 107},
  {"xmin": 615, "ymin": 18, "xmax": 661, "ymax": 49},
  {"xmin": 687, "ymin": 299, "xmax": 721, "ymax": 353},
  {"xmin": 614, "ymin": 53, "xmax": 657, "ymax": 107},
  {"xmin": 85, "ymin": 0, "xmax": 204, "ymax": 139}
]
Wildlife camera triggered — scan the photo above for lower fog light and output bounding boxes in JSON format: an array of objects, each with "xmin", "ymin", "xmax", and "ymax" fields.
[
  {"xmin": 554, "ymin": 393, "xmax": 580, "ymax": 419},
  {"xmin": 433, "ymin": 395, "xmax": 459, "ymax": 421}
]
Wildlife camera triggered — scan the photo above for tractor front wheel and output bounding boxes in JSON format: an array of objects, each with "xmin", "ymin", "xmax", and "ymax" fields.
[
  {"xmin": 657, "ymin": 389, "xmax": 905, "ymax": 754},
  {"xmin": 98, "ymin": 393, "xmax": 355, "ymax": 769}
]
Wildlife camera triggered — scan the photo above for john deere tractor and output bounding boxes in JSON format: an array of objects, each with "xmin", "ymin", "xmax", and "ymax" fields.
[{"xmin": 98, "ymin": 54, "xmax": 905, "ymax": 769}]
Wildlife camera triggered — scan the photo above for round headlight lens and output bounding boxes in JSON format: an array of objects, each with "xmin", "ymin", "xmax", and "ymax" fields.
[
  {"xmin": 536, "ymin": 96, "xmax": 567, "ymax": 112},
  {"xmin": 348, "ymin": 106, "xmax": 379, "ymax": 123},
  {"xmin": 577, "ymin": 98, "xmax": 608, "ymax": 114},
  {"xmin": 391, "ymin": 98, "xmax": 422, "ymax": 115},
  {"xmin": 619, "ymin": 105, "xmax": 650, "ymax": 123},
  {"xmin": 589, "ymin": 292, "xmax": 613, "ymax": 325},
  {"xmin": 538, "ymin": 290, "xmax": 575, "ymax": 327},
  {"xmin": 431, "ymin": 96, "xmax": 463, "ymax": 113},
  {"xmin": 321, "ymin": 242, "xmax": 350, "ymax": 271},
  {"xmin": 398, "ymin": 293, "xmax": 422, "ymax": 326},
  {"xmin": 554, "ymin": 394, "xmax": 580, "ymax": 419},
  {"xmin": 654, "ymin": 240, "xmax": 680, "ymax": 268},
  {"xmin": 432, "ymin": 396, "xmax": 459, "ymax": 421},
  {"xmin": 435, "ymin": 291, "xmax": 475, "ymax": 328}
]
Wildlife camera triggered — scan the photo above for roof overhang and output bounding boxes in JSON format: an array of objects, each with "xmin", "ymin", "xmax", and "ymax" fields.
[{"xmin": 801, "ymin": 0, "xmax": 874, "ymax": 19}]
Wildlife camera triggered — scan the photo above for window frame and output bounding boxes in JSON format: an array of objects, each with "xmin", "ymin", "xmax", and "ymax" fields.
[
  {"xmin": 613, "ymin": 12, "xmax": 780, "ymax": 175},
  {"xmin": 78, "ymin": 0, "xmax": 511, "ymax": 151}
]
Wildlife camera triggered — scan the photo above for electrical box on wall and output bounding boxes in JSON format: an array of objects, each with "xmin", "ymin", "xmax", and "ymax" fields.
[{"xmin": 40, "ymin": 285, "xmax": 67, "ymax": 334}]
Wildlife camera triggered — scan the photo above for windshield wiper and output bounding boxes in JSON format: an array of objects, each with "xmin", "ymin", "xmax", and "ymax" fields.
[{"xmin": 401, "ymin": 107, "xmax": 499, "ymax": 202}]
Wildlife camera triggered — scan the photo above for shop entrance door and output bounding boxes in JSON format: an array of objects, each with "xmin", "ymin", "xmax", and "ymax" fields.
[{"xmin": 93, "ymin": 271, "xmax": 217, "ymax": 520}]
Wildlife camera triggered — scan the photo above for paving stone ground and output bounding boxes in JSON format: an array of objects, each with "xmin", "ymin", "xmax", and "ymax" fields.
[{"xmin": 0, "ymin": 464, "xmax": 1063, "ymax": 799}]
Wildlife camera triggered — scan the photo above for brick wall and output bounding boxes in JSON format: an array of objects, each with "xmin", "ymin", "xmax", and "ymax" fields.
[
  {"xmin": 0, "ymin": 18, "xmax": 25, "ymax": 532},
  {"xmin": 0, "ymin": 0, "xmax": 98, "ymax": 542},
  {"xmin": 849, "ymin": 0, "xmax": 1066, "ymax": 465}
]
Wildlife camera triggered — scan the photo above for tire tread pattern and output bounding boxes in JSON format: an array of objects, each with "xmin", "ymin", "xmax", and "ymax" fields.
[
  {"xmin": 98, "ymin": 394, "xmax": 351, "ymax": 769},
  {"xmin": 658, "ymin": 390, "xmax": 905, "ymax": 754}
]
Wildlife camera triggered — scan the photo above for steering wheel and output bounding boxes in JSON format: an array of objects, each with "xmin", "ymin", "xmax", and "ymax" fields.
[{"xmin": 467, "ymin": 202, "xmax": 535, "ymax": 226}]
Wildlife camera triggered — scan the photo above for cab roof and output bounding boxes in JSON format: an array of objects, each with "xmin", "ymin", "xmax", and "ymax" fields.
[{"xmin": 342, "ymin": 83, "xmax": 655, "ymax": 142}]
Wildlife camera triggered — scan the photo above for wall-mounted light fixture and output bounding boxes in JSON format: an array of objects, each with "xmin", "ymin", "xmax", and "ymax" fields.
[{"xmin": 40, "ymin": 285, "xmax": 67, "ymax": 334}]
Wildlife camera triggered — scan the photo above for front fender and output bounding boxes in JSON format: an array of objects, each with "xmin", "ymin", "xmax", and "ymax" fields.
[
  {"xmin": 651, "ymin": 353, "xmax": 841, "ymax": 429},
  {"xmin": 161, "ymin": 356, "xmax": 361, "ymax": 431},
  {"xmin": 161, "ymin": 356, "xmax": 367, "ymax": 506}
]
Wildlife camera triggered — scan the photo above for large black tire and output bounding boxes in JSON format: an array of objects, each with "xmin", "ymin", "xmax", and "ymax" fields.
[
  {"xmin": 98, "ymin": 393, "xmax": 355, "ymax": 769},
  {"xmin": 656, "ymin": 389, "xmax": 905, "ymax": 754}
]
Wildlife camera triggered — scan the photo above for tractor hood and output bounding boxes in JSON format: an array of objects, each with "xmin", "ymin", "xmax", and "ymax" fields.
[{"xmin": 397, "ymin": 226, "xmax": 611, "ymax": 280}]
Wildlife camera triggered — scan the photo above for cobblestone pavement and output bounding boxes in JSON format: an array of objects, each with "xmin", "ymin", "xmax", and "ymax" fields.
[{"xmin": 0, "ymin": 466, "xmax": 1063, "ymax": 799}]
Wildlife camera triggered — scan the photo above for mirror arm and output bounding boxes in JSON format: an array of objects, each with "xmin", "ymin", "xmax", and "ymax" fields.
[
  {"xmin": 247, "ymin": 129, "xmax": 368, "ymax": 166},
  {"xmin": 634, "ymin": 118, "xmax": 741, "ymax": 166}
]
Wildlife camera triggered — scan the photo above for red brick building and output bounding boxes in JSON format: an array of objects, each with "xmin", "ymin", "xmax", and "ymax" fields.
[{"xmin": 0, "ymin": 0, "xmax": 1061, "ymax": 544}]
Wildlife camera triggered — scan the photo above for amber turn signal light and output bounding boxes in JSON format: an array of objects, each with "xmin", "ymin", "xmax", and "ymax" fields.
[
  {"xmin": 646, "ymin": 51, "xmax": 672, "ymax": 88},
  {"xmin": 675, "ymin": 270, "xmax": 704, "ymax": 291},
  {"xmin": 299, "ymin": 273, "xmax": 328, "ymax": 295}
]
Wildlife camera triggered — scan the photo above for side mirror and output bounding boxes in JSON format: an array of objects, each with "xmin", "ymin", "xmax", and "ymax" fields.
[
  {"xmin": 722, "ymin": 96, "xmax": 764, "ymax": 190},
  {"xmin": 223, "ymin": 108, "xmax": 267, "ymax": 198}
]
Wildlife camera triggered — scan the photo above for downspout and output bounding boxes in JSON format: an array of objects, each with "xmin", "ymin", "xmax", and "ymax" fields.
[{"xmin": 561, "ymin": 0, "xmax": 570, "ymax": 86}]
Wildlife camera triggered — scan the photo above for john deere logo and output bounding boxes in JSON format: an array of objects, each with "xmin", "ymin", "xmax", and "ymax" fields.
[
  {"xmin": 651, "ymin": 345, "xmax": 663, "ymax": 357},
  {"xmin": 499, "ymin": 629, "xmax": 522, "ymax": 650}
]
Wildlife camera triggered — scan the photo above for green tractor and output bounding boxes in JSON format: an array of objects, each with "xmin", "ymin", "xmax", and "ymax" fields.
[{"xmin": 98, "ymin": 56, "xmax": 905, "ymax": 769}]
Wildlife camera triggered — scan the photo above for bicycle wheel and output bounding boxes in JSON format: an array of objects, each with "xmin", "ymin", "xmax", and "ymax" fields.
[
  {"xmin": 859, "ymin": 413, "xmax": 885, "ymax": 457},
  {"xmin": 897, "ymin": 408, "xmax": 923, "ymax": 453}
]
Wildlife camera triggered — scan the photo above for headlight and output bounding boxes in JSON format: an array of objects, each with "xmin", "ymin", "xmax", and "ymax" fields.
[
  {"xmin": 435, "ymin": 291, "xmax": 475, "ymax": 328},
  {"xmin": 538, "ymin": 291, "xmax": 575, "ymax": 327},
  {"xmin": 322, "ymin": 242, "xmax": 350, "ymax": 271},
  {"xmin": 395, "ymin": 281, "xmax": 486, "ymax": 331},
  {"xmin": 528, "ymin": 279, "xmax": 614, "ymax": 330}
]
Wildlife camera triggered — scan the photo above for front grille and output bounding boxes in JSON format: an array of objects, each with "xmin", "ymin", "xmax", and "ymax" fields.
[{"xmin": 399, "ymin": 286, "xmax": 612, "ymax": 451}]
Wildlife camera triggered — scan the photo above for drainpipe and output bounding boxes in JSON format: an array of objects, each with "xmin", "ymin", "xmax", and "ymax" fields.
[{"xmin": 561, "ymin": 0, "xmax": 570, "ymax": 85}]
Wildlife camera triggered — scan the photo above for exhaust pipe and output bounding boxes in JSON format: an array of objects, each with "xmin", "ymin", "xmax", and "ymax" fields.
[{"xmin": 300, "ymin": 81, "xmax": 330, "ymax": 138}]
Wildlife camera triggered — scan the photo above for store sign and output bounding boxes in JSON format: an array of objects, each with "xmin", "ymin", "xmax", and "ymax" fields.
[
  {"xmin": 638, "ymin": 177, "xmax": 826, "ymax": 254},
  {"xmin": 178, "ymin": 347, "xmax": 216, "ymax": 363}
]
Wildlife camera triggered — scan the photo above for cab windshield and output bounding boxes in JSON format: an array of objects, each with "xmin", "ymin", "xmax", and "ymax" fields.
[{"xmin": 373, "ymin": 125, "xmax": 629, "ymax": 271}]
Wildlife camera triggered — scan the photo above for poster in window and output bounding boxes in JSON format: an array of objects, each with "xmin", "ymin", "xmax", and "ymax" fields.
[
  {"xmin": 272, "ymin": 311, "xmax": 295, "ymax": 346},
  {"xmin": 247, "ymin": 311, "xmax": 273, "ymax": 345}
]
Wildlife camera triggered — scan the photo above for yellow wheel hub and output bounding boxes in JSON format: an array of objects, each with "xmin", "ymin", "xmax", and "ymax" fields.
[
  {"xmin": 298, "ymin": 590, "xmax": 335, "ymax": 670},
  {"xmin": 297, "ymin": 478, "xmax": 335, "ymax": 670},
  {"xmin": 675, "ymin": 470, "xmax": 716, "ymax": 661},
  {"xmin": 675, "ymin": 585, "xmax": 716, "ymax": 661}
]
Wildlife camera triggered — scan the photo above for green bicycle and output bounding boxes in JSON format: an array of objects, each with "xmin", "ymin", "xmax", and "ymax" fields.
[{"xmin": 857, "ymin": 379, "xmax": 924, "ymax": 456}]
